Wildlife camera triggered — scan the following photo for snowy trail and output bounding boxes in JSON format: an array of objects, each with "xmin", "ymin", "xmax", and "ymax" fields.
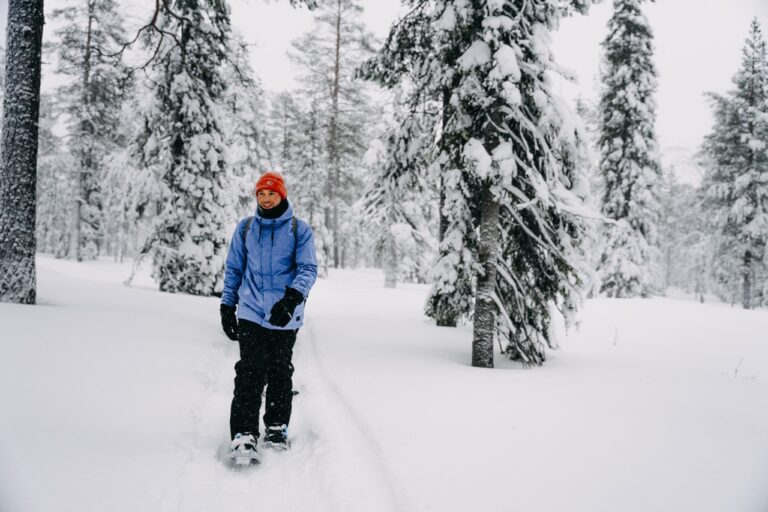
[
  {"xmin": 0, "ymin": 259, "xmax": 399, "ymax": 512},
  {"xmin": 302, "ymin": 320, "xmax": 407, "ymax": 511},
  {"xmin": 156, "ymin": 322, "xmax": 402, "ymax": 512},
  {"xmin": 2, "ymin": 257, "xmax": 768, "ymax": 512}
]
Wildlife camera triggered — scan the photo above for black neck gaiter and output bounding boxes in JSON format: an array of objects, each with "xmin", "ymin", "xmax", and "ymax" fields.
[{"xmin": 258, "ymin": 199, "xmax": 289, "ymax": 220}]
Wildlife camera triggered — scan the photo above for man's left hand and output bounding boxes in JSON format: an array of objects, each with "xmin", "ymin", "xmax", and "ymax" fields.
[{"xmin": 268, "ymin": 287, "xmax": 304, "ymax": 327}]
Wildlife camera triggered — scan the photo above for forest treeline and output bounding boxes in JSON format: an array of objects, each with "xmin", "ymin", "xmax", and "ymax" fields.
[{"xmin": 1, "ymin": 0, "xmax": 766, "ymax": 367}]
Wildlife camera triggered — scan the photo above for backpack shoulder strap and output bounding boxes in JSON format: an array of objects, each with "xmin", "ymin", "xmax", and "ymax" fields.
[{"xmin": 241, "ymin": 216, "xmax": 254, "ymax": 274}]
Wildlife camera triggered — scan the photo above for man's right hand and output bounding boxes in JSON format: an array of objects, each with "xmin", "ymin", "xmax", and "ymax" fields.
[{"xmin": 220, "ymin": 304, "xmax": 238, "ymax": 341}]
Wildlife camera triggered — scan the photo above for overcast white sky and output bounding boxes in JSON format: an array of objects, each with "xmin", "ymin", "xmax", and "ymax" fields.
[
  {"xmin": 228, "ymin": 0, "xmax": 767, "ymax": 154},
  {"xmin": 1, "ymin": 0, "xmax": 767, "ymax": 154},
  {"xmin": 553, "ymin": 0, "xmax": 768, "ymax": 152}
]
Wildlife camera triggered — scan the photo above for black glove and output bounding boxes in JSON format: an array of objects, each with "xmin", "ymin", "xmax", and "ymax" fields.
[
  {"xmin": 268, "ymin": 288, "xmax": 304, "ymax": 327},
  {"xmin": 220, "ymin": 304, "xmax": 238, "ymax": 341}
]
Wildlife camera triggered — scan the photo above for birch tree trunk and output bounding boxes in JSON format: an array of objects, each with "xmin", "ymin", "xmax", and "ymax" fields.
[
  {"xmin": 0, "ymin": 0, "xmax": 44, "ymax": 304},
  {"xmin": 472, "ymin": 187, "xmax": 500, "ymax": 368}
]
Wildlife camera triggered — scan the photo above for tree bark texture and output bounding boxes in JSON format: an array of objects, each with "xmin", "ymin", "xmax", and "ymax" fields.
[
  {"xmin": 0, "ymin": 0, "xmax": 44, "ymax": 304},
  {"xmin": 472, "ymin": 187, "xmax": 500, "ymax": 368},
  {"xmin": 742, "ymin": 249, "xmax": 752, "ymax": 309},
  {"xmin": 74, "ymin": 0, "xmax": 97, "ymax": 261},
  {"xmin": 326, "ymin": 0, "xmax": 342, "ymax": 268},
  {"xmin": 383, "ymin": 207, "xmax": 397, "ymax": 288},
  {"xmin": 438, "ymin": 88, "xmax": 450, "ymax": 244}
]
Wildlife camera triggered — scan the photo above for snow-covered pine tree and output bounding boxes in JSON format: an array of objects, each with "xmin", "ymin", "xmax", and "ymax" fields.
[
  {"xmin": 220, "ymin": 33, "xmax": 272, "ymax": 216},
  {"xmin": 36, "ymin": 93, "xmax": 78, "ymax": 258},
  {"xmin": 100, "ymin": 88, "xmax": 161, "ymax": 264},
  {"xmin": 360, "ymin": 88, "xmax": 437, "ymax": 287},
  {"xmin": 289, "ymin": 0, "xmax": 379, "ymax": 268},
  {"xmin": 573, "ymin": 96, "xmax": 603, "ymax": 297},
  {"xmin": 0, "ymin": 0, "xmax": 45, "ymax": 304},
  {"xmin": 268, "ymin": 91, "xmax": 302, "ymax": 172},
  {"xmin": 701, "ymin": 18, "xmax": 768, "ymax": 309},
  {"xmin": 362, "ymin": 0, "xmax": 474, "ymax": 326},
  {"xmin": 133, "ymin": 0, "xmax": 238, "ymax": 295},
  {"xmin": 466, "ymin": 1, "xmax": 594, "ymax": 366},
  {"xmin": 267, "ymin": 92, "xmax": 322, "ymax": 221},
  {"xmin": 596, "ymin": 0, "xmax": 662, "ymax": 298},
  {"xmin": 50, "ymin": 0, "xmax": 130, "ymax": 261},
  {"xmin": 260, "ymin": 91, "xmax": 330, "ymax": 274},
  {"xmin": 656, "ymin": 170, "xmax": 712, "ymax": 301},
  {"xmin": 367, "ymin": 0, "xmax": 595, "ymax": 366}
]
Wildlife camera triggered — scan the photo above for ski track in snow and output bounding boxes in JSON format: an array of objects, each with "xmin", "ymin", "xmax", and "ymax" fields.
[
  {"xmin": 155, "ymin": 318, "xmax": 402, "ymax": 512},
  {"xmin": 303, "ymin": 321, "xmax": 407, "ymax": 512}
]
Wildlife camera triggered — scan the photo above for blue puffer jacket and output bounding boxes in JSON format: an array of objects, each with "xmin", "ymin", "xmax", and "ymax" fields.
[{"xmin": 221, "ymin": 201, "xmax": 318, "ymax": 330}]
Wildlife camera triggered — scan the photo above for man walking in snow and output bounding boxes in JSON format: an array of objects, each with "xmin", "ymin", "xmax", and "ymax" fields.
[{"xmin": 220, "ymin": 171, "xmax": 318, "ymax": 465}]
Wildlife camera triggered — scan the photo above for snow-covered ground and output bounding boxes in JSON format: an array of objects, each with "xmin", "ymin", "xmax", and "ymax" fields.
[{"xmin": 1, "ymin": 255, "xmax": 767, "ymax": 512}]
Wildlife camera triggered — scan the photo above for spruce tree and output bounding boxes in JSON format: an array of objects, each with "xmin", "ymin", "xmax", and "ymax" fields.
[
  {"xmin": 0, "ymin": 0, "xmax": 45, "ymax": 304},
  {"xmin": 272, "ymin": 94, "xmax": 332, "ymax": 274},
  {"xmin": 134, "ymin": 0, "xmax": 238, "ymax": 295},
  {"xmin": 220, "ymin": 34, "xmax": 271, "ymax": 216},
  {"xmin": 51, "ymin": 0, "xmax": 130, "ymax": 261},
  {"xmin": 101, "ymin": 90, "xmax": 155, "ymax": 264},
  {"xmin": 360, "ymin": 90, "xmax": 438, "ymax": 287},
  {"xmin": 701, "ymin": 19, "xmax": 768, "ymax": 309},
  {"xmin": 657, "ymin": 171, "xmax": 712, "ymax": 301},
  {"xmin": 596, "ymin": 0, "xmax": 662, "ymax": 298},
  {"xmin": 366, "ymin": 0, "xmax": 595, "ymax": 366},
  {"xmin": 36, "ymin": 93, "xmax": 77, "ymax": 258},
  {"xmin": 362, "ymin": 0, "xmax": 472, "ymax": 326}
]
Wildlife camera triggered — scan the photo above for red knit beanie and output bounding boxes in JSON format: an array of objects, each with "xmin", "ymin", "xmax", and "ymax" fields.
[{"xmin": 254, "ymin": 171, "xmax": 287, "ymax": 199}]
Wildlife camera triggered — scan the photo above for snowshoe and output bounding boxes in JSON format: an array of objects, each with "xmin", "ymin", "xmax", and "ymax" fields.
[
  {"xmin": 229, "ymin": 433, "xmax": 261, "ymax": 465},
  {"xmin": 263, "ymin": 425, "xmax": 290, "ymax": 450}
]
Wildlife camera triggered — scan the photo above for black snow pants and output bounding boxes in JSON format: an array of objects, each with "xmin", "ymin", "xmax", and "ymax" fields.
[{"xmin": 230, "ymin": 319, "xmax": 297, "ymax": 440}]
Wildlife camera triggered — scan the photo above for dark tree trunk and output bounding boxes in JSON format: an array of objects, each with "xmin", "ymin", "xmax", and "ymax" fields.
[
  {"xmin": 328, "ymin": 0, "xmax": 342, "ymax": 268},
  {"xmin": 742, "ymin": 249, "xmax": 752, "ymax": 309},
  {"xmin": 383, "ymin": 204, "xmax": 397, "ymax": 288},
  {"xmin": 472, "ymin": 187, "xmax": 500, "ymax": 368},
  {"xmin": 438, "ymin": 88, "xmax": 450, "ymax": 244},
  {"xmin": 0, "ymin": 0, "xmax": 44, "ymax": 304},
  {"xmin": 72, "ymin": 0, "xmax": 97, "ymax": 262}
]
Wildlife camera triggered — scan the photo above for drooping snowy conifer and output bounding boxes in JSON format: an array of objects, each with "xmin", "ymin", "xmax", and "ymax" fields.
[
  {"xmin": 36, "ymin": 94, "xmax": 78, "ymax": 258},
  {"xmin": 219, "ymin": 33, "xmax": 272, "ymax": 216},
  {"xmin": 101, "ymin": 90, "xmax": 161, "ymax": 264},
  {"xmin": 0, "ymin": 0, "xmax": 44, "ymax": 304},
  {"xmin": 362, "ymin": 0, "xmax": 474, "ymax": 326},
  {"xmin": 51, "ymin": 0, "xmax": 131, "ymax": 261},
  {"xmin": 133, "ymin": 0, "xmax": 238, "ymax": 295},
  {"xmin": 701, "ymin": 19, "xmax": 768, "ymax": 309},
  {"xmin": 596, "ymin": 0, "xmax": 662, "ymax": 298},
  {"xmin": 366, "ymin": 0, "xmax": 595, "ymax": 366},
  {"xmin": 360, "ymin": 88, "xmax": 438, "ymax": 287}
]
